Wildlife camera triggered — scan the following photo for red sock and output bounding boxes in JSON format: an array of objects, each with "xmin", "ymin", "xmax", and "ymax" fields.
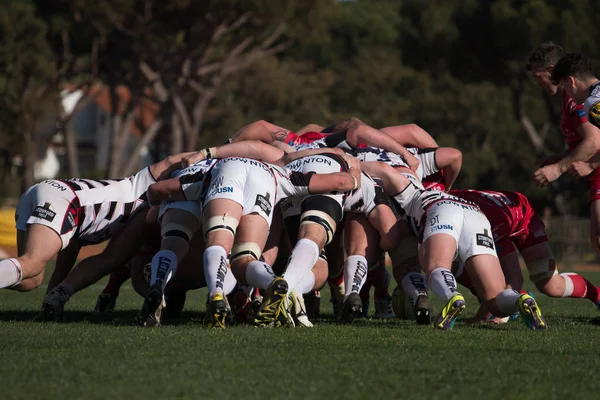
[
  {"xmin": 373, "ymin": 266, "xmax": 390, "ymax": 299},
  {"xmin": 562, "ymin": 273, "xmax": 600, "ymax": 303},
  {"xmin": 102, "ymin": 264, "xmax": 131, "ymax": 295}
]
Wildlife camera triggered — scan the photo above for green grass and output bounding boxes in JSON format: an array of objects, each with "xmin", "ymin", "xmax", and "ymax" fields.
[{"xmin": 2, "ymin": 267, "xmax": 600, "ymax": 400}]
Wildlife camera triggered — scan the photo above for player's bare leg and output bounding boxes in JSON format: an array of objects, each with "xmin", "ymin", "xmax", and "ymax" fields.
[
  {"xmin": 419, "ymin": 234, "xmax": 466, "ymax": 330},
  {"xmin": 390, "ymin": 231, "xmax": 431, "ymax": 325},
  {"xmin": 141, "ymin": 207, "xmax": 199, "ymax": 327},
  {"xmin": 201, "ymin": 198, "xmax": 243, "ymax": 328},
  {"xmin": 522, "ymin": 242, "xmax": 600, "ymax": 308},
  {"xmin": 467, "ymin": 254, "xmax": 546, "ymax": 330},
  {"xmin": 0, "ymin": 225, "xmax": 62, "ymax": 290},
  {"xmin": 340, "ymin": 214, "xmax": 379, "ymax": 322},
  {"xmin": 43, "ymin": 210, "xmax": 147, "ymax": 321},
  {"xmin": 324, "ymin": 229, "xmax": 345, "ymax": 319}
]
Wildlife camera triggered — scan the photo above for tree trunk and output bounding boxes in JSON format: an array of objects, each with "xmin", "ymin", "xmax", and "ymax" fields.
[
  {"xmin": 122, "ymin": 120, "xmax": 164, "ymax": 176},
  {"xmin": 109, "ymin": 111, "xmax": 135, "ymax": 178},
  {"xmin": 22, "ymin": 131, "xmax": 36, "ymax": 191},
  {"xmin": 171, "ymin": 111, "xmax": 183, "ymax": 154},
  {"xmin": 186, "ymin": 90, "xmax": 216, "ymax": 151},
  {"xmin": 64, "ymin": 121, "xmax": 80, "ymax": 177}
]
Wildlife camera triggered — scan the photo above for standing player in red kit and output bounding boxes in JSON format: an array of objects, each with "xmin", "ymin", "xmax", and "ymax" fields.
[{"xmin": 526, "ymin": 43, "xmax": 600, "ymax": 256}]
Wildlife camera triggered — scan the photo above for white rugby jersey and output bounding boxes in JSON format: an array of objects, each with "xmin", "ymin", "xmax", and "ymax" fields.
[
  {"xmin": 178, "ymin": 159, "xmax": 220, "ymax": 201},
  {"xmin": 59, "ymin": 167, "xmax": 156, "ymax": 244}
]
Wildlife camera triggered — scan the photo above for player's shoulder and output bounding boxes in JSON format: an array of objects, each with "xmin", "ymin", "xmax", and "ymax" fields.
[{"xmin": 584, "ymin": 87, "xmax": 600, "ymax": 126}]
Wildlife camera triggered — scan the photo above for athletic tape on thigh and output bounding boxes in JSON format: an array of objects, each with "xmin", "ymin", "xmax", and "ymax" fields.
[
  {"xmin": 231, "ymin": 242, "xmax": 263, "ymax": 262},
  {"xmin": 299, "ymin": 210, "xmax": 337, "ymax": 245},
  {"xmin": 527, "ymin": 258, "xmax": 558, "ymax": 282},
  {"xmin": 203, "ymin": 214, "xmax": 239, "ymax": 238},
  {"xmin": 161, "ymin": 222, "xmax": 194, "ymax": 242}
]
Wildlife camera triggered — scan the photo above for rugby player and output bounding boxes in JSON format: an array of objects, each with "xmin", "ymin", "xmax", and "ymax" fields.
[
  {"xmin": 141, "ymin": 141, "xmax": 361, "ymax": 327},
  {"xmin": 450, "ymin": 189, "xmax": 600, "ymax": 321},
  {"xmin": 0, "ymin": 153, "xmax": 191, "ymax": 297},
  {"xmin": 362, "ymin": 162, "xmax": 547, "ymax": 330},
  {"xmin": 526, "ymin": 44, "xmax": 600, "ymax": 256}
]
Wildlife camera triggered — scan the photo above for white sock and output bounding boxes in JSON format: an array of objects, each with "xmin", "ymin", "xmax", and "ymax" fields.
[
  {"xmin": 296, "ymin": 271, "xmax": 316, "ymax": 294},
  {"xmin": 401, "ymin": 272, "xmax": 428, "ymax": 308},
  {"xmin": 428, "ymin": 268, "xmax": 458, "ymax": 302},
  {"xmin": 496, "ymin": 289, "xmax": 520, "ymax": 315},
  {"xmin": 151, "ymin": 250, "xmax": 178, "ymax": 292},
  {"xmin": 343, "ymin": 255, "xmax": 368, "ymax": 298},
  {"xmin": 203, "ymin": 246, "xmax": 229, "ymax": 296},
  {"xmin": 246, "ymin": 260, "xmax": 276, "ymax": 289},
  {"xmin": 223, "ymin": 268, "xmax": 237, "ymax": 295},
  {"xmin": 0, "ymin": 258, "xmax": 22, "ymax": 288},
  {"xmin": 282, "ymin": 238, "xmax": 320, "ymax": 293}
]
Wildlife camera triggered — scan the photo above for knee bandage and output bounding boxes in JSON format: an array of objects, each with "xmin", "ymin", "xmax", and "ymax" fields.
[
  {"xmin": 161, "ymin": 222, "xmax": 195, "ymax": 243},
  {"xmin": 299, "ymin": 210, "xmax": 337, "ymax": 245},
  {"xmin": 231, "ymin": 242, "xmax": 263, "ymax": 263},
  {"xmin": 527, "ymin": 258, "xmax": 558, "ymax": 283},
  {"xmin": 203, "ymin": 214, "xmax": 239, "ymax": 238}
]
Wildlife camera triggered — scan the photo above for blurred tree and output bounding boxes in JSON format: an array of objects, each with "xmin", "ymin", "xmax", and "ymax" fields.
[{"xmin": 0, "ymin": 0, "xmax": 57, "ymax": 190}]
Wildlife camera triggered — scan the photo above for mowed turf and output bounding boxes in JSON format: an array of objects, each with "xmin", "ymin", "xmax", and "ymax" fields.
[{"xmin": 2, "ymin": 266, "xmax": 600, "ymax": 400}]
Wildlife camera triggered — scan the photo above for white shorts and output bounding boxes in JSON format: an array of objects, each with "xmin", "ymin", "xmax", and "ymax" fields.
[
  {"xmin": 203, "ymin": 158, "xmax": 277, "ymax": 225},
  {"xmin": 421, "ymin": 201, "xmax": 497, "ymax": 263},
  {"xmin": 15, "ymin": 180, "xmax": 80, "ymax": 250},
  {"xmin": 158, "ymin": 200, "xmax": 202, "ymax": 222}
]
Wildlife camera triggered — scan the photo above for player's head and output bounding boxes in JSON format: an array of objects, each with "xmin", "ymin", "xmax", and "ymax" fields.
[
  {"xmin": 551, "ymin": 52, "xmax": 597, "ymax": 103},
  {"xmin": 526, "ymin": 42, "xmax": 564, "ymax": 96}
]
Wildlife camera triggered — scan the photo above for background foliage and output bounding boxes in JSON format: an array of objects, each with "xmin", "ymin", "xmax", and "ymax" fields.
[{"xmin": 1, "ymin": 0, "xmax": 599, "ymax": 214}]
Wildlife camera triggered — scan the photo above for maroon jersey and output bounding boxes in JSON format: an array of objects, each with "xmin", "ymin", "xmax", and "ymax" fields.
[
  {"xmin": 560, "ymin": 91, "xmax": 589, "ymax": 151},
  {"xmin": 449, "ymin": 189, "xmax": 534, "ymax": 243}
]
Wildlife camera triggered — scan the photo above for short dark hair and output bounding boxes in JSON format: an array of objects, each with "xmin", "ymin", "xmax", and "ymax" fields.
[
  {"xmin": 526, "ymin": 42, "xmax": 564, "ymax": 71},
  {"xmin": 551, "ymin": 52, "xmax": 594, "ymax": 84}
]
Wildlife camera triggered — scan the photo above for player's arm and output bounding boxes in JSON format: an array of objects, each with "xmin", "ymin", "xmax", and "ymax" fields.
[
  {"xmin": 360, "ymin": 161, "xmax": 411, "ymax": 195},
  {"xmin": 150, "ymin": 152, "xmax": 197, "ymax": 181},
  {"xmin": 346, "ymin": 124, "xmax": 420, "ymax": 171},
  {"xmin": 146, "ymin": 178, "xmax": 186, "ymax": 205},
  {"xmin": 296, "ymin": 124, "xmax": 325, "ymax": 135},
  {"xmin": 46, "ymin": 242, "xmax": 81, "ymax": 292},
  {"xmin": 380, "ymin": 124, "xmax": 438, "ymax": 148},
  {"xmin": 307, "ymin": 169, "xmax": 362, "ymax": 193},
  {"xmin": 278, "ymin": 168, "xmax": 361, "ymax": 198},
  {"xmin": 434, "ymin": 147, "xmax": 463, "ymax": 191},
  {"xmin": 229, "ymin": 120, "xmax": 293, "ymax": 143},
  {"xmin": 556, "ymin": 122, "xmax": 600, "ymax": 171},
  {"xmin": 183, "ymin": 140, "xmax": 285, "ymax": 167},
  {"xmin": 320, "ymin": 117, "xmax": 365, "ymax": 134}
]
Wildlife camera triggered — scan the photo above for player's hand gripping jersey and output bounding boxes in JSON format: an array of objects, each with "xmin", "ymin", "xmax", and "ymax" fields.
[{"xmin": 16, "ymin": 167, "xmax": 156, "ymax": 249}]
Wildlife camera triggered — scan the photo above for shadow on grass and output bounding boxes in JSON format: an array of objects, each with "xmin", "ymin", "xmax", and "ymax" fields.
[{"xmin": 0, "ymin": 310, "xmax": 207, "ymax": 327}]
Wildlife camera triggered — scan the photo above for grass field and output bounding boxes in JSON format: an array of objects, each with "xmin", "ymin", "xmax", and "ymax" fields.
[{"xmin": 2, "ymin": 266, "xmax": 600, "ymax": 400}]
